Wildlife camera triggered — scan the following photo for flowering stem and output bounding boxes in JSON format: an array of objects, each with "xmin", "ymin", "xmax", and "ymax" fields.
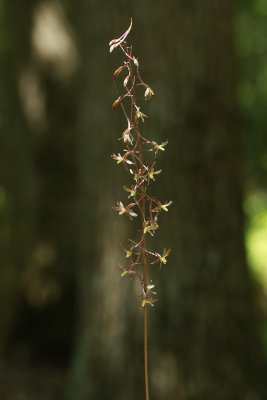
[{"xmin": 109, "ymin": 18, "xmax": 172, "ymax": 400}]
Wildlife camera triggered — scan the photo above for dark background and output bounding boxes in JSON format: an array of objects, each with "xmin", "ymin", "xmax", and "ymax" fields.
[{"xmin": 1, "ymin": 1, "xmax": 267, "ymax": 399}]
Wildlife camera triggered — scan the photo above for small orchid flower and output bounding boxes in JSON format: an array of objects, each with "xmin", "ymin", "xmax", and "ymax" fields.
[
  {"xmin": 144, "ymin": 87, "xmax": 155, "ymax": 100},
  {"xmin": 135, "ymin": 107, "xmax": 147, "ymax": 123},
  {"xmin": 141, "ymin": 296, "xmax": 157, "ymax": 308},
  {"xmin": 151, "ymin": 248, "xmax": 171, "ymax": 269},
  {"xmin": 152, "ymin": 201, "xmax": 173, "ymax": 213},
  {"xmin": 160, "ymin": 248, "xmax": 171, "ymax": 264},
  {"xmin": 149, "ymin": 140, "xmax": 168, "ymax": 155},
  {"xmin": 113, "ymin": 201, "xmax": 126, "ymax": 215},
  {"xmin": 147, "ymin": 163, "xmax": 162, "ymax": 183},
  {"xmin": 161, "ymin": 200, "xmax": 173, "ymax": 212},
  {"xmin": 123, "ymin": 185, "xmax": 137, "ymax": 198},
  {"xmin": 143, "ymin": 220, "xmax": 159, "ymax": 236},
  {"xmin": 113, "ymin": 201, "xmax": 138, "ymax": 220},
  {"xmin": 120, "ymin": 244, "xmax": 133, "ymax": 258},
  {"xmin": 111, "ymin": 153, "xmax": 134, "ymax": 166},
  {"xmin": 120, "ymin": 118, "xmax": 134, "ymax": 145},
  {"xmin": 146, "ymin": 282, "xmax": 157, "ymax": 295},
  {"xmin": 118, "ymin": 265, "xmax": 136, "ymax": 279},
  {"xmin": 111, "ymin": 153, "xmax": 124, "ymax": 164},
  {"xmin": 121, "ymin": 129, "xmax": 134, "ymax": 145}
]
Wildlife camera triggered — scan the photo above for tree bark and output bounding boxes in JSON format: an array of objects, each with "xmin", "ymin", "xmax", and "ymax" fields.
[
  {"xmin": 142, "ymin": 1, "xmax": 267, "ymax": 399},
  {"xmin": 65, "ymin": 3, "xmax": 137, "ymax": 399},
  {"xmin": 0, "ymin": 0, "xmax": 37, "ymax": 354},
  {"xmin": 66, "ymin": 1, "xmax": 267, "ymax": 399}
]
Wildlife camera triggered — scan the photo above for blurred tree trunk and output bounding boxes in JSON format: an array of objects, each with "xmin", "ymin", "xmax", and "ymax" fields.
[
  {"xmin": 65, "ymin": 4, "xmax": 138, "ymax": 399},
  {"xmin": 67, "ymin": 1, "xmax": 267, "ymax": 400},
  {"xmin": 145, "ymin": 1, "xmax": 267, "ymax": 400},
  {"xmin": 0, "ymin": 0, "xmax": 78, "ymax": 360},
  {"xmin": 0, "ymin": 0, "xmax": 37, "ymax": 354}
]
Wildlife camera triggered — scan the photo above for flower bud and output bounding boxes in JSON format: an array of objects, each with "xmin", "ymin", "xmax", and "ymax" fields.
[
  {"xmin": 133, "ymin": 57, "xmax": 139, "ymax": 67},
  {"xmin": 123, "ymin": 75, "xmax": 130, "ymax": 87},
  {"xmin": 109, "ymin": 43, "xmax": 116, "ymax": 53},
  {"xmin": 112, "ymin": 96, "xmax": 122, "ymax": 110},
  {"xmin": 113, "ymin": 65, "xmax": 125, "ymax": 80}
]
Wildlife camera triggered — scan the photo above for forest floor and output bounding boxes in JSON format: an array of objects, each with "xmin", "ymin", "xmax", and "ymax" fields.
[{"xmin": 0, "ymin": 360, "xmax": 67, "ymax": 400}]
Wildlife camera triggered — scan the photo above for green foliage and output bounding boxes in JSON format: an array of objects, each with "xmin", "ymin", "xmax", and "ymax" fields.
[
  {"xmin": 237, "ymin": 7, "xmax": 267, "ymax": 361},
  {"xmin": 245, "ymin": 191, "xmax": 267, "ymax": 291}
]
